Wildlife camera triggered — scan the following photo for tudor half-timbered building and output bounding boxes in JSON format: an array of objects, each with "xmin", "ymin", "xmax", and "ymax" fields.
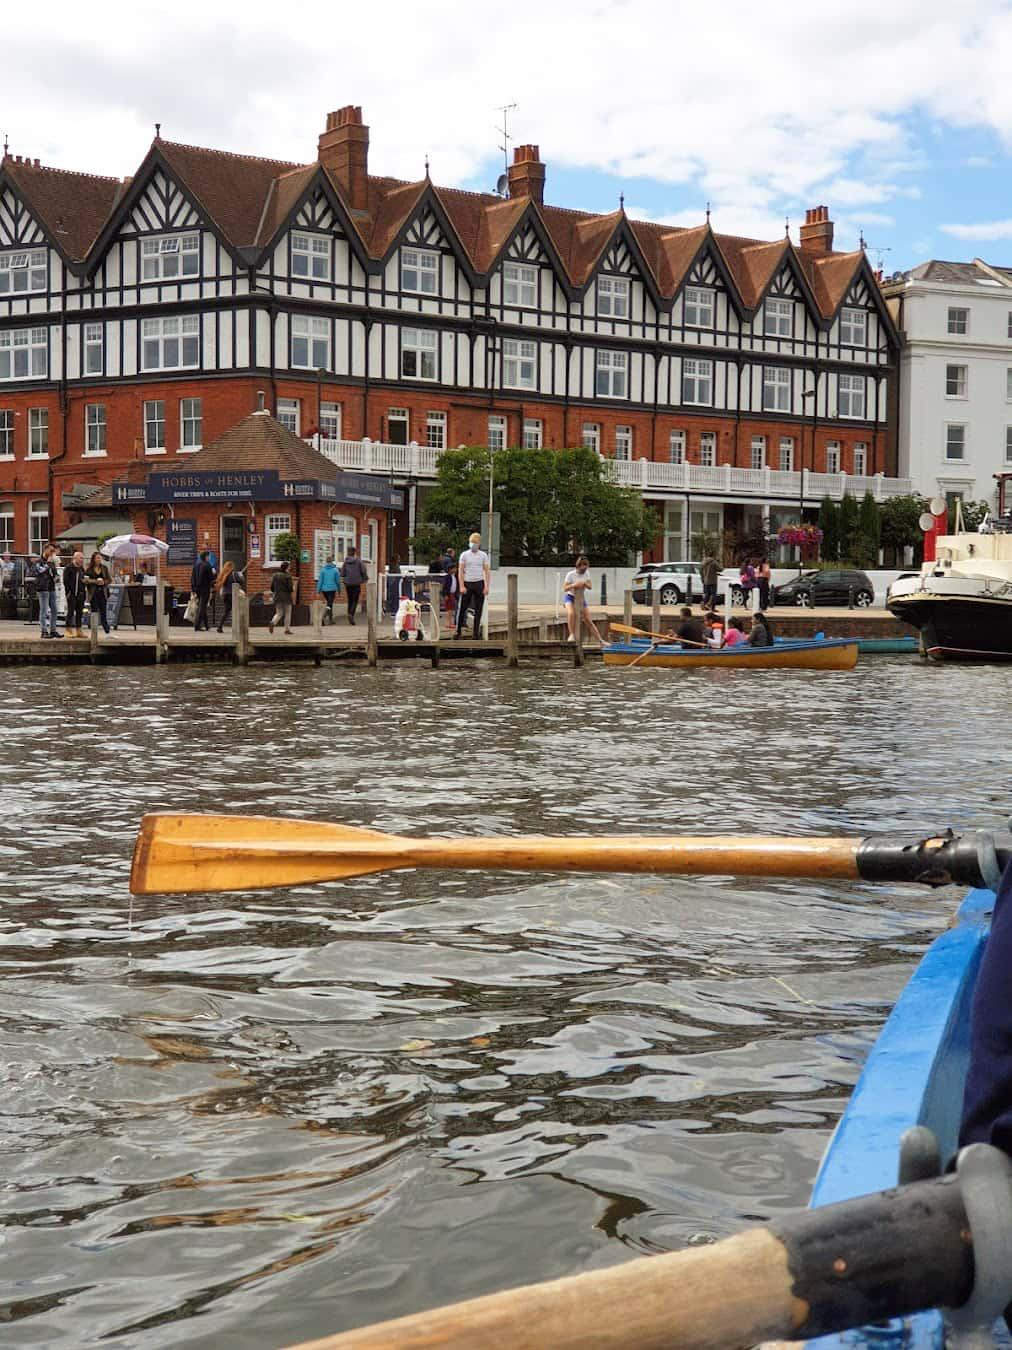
[{"xmin": 0, "ymin": 107, "xmax": 904, "ymax": 563}]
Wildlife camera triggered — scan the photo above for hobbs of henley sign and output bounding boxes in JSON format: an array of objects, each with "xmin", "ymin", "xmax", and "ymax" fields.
[{"xmin": 112, "ymin": 471, "xmax": 348, "ymax": 504}]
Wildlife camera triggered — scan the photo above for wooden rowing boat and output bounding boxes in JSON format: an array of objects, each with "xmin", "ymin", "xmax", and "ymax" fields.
[{"xmin": 603, "ymin": 637, "xmax": 859, "ymax": 670}]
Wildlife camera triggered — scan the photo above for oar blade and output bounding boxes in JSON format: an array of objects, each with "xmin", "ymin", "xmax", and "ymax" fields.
[{"xmin": 131, "ymin": 813, "xmax": 399, "ymax": 895}]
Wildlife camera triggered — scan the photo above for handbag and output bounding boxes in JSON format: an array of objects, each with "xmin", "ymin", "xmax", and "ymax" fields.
[{"xmin": 183, "ymin": 593, "xmax": 199, "ymax": 624}]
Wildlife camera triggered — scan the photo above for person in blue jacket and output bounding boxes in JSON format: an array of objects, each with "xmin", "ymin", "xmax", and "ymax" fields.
[{"xmin": 317, "ymin": 557, "xmax": 341, "ymax": 624}]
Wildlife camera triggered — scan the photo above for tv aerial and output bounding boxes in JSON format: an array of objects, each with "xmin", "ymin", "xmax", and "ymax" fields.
[{"xmin": 494, "ymin": 101, "xmax": 518, "ymax": 196}]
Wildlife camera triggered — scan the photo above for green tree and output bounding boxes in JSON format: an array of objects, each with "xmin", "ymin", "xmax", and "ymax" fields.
[
  {"xmin": 818, "ymin": 496, "xmax": 840, "ymax": 562},
  {"xmin": 853, "ymin": 492, "xmax": 881, "ymax": 569},
  {"xmin": 837, "ymin": 492, "xmax": 859, "ymax": 562},
  {"xmin": 880, "ymin": 494, "xmax": 930, "ymax": 565},
  {"xmin": 271, "ymin": 531, "xmax": 301, "ymax": 566},
  {"xmin": 950, "ymin": 497, "xmax": 990, "ymax": 532},
  {"xmin": 407, "ymin": 521, "xmax": 451, "ymax": 561}
]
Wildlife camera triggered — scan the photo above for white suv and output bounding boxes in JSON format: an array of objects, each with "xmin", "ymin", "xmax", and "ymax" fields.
[{"xmin": 630, "ymin": 562, "xmax": 707, "ymax": 605}]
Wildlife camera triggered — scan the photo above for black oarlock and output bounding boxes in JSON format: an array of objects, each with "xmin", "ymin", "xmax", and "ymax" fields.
[{"xmin": 856, "ymin": 831, "xmax": 1012, "ymax": 890}]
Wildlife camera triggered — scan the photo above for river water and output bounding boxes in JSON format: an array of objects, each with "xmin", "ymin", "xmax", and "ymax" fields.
[{"xmin": 0, "ymin": 656, "xmax": 1007, "ymax": 1347}]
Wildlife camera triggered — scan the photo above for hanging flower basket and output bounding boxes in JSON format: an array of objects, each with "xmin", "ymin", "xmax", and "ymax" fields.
[{"xmin": 777, "ymin": 523, "xmax": 823, "ymax": 559}]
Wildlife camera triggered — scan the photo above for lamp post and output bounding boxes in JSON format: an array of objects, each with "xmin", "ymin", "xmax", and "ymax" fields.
[
  {"xmin": 800, "ymin": 383, "xmax": 817, "ymax": 574},
  {"xmin": 316, "ymin": 367, "xmax": 326, "ymax": 452}
]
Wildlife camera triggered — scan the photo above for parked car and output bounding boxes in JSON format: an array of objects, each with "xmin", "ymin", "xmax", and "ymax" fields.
[
  {"xmin": 772, "ymin": 568, "xmax": 875, "ymax": 608},
  {"xmin": 631, "ymin": 562, "xmax": 707, "ymax": 605}
]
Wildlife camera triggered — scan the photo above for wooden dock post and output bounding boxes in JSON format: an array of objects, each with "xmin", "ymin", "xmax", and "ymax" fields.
[
  {"xmin": 366, "ymin": 582, "xmax": 378, "ymax": 666},
  {"xmin": 154, "ymin": 582, "xmax": 166, "ymax": 664},
  {"xmin": 234, "ymin": 587, "xmax": 250, "ymax": 665},
  {"xmin": 624, "ymin": 588, "xmax": 633, "ymax": 630},
  {"xmin": 652, "ymin": 589, "xmax": 661, "ymax": 635},
  {"xmin": 506, "ymin": 573, "xmax": 519, "ymax": 667},
  {"xmin": 89, "ymin": 610, "xmax": 99, "ymax": 662},
  {"xmin": 428, "ymin": 579, "xmax": 442, "ymax": 667},
  {"xmin": 574, "ymin": 595, "xmax": 585, "ymax": 667}
]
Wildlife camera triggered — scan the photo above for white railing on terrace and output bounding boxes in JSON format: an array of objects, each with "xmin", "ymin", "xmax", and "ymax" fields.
[{"xmin": 312, "ymin": 437, "xmax": 913, "ymax": 501}]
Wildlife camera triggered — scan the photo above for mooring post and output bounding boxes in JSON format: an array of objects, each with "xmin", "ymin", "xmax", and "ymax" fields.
[
  {"xmin": 234, "ymin": 587, "xmax": 250, "ymax": 665},
  {"xmin": 428, "ymin": 579, "xmax": 442, "ymax": 644},
  {"xmin": 154, "ymin": 581, "xmax": 166, "ymax": 664},
  {"xmin": 574, "ymin": 593, "xmax": 585, "ymax": 667},
  {"xmin": 89, "ymin": 610, "xmax": 99, "ymax": 662},
  {"xmin": 312, "ymin": 598, "xmax": 324, "ymax": 636},
  {"xmin": 624, "ymin": 588, "xmax": 633, "ymax": 630},
  {"xmin": 652, "ymin": 589, "xmax": 661, "ymax": 635},
  {"xmin": 506, "ymin": 573, "xmax": 519, "ymax": 667},
  {"xmin": 366, "ymin": 582, "xmax": 378, "ymax": 667}
]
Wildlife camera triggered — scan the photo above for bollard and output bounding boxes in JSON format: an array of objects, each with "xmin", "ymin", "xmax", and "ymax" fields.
[
  {"xmin": 312, "ymin": 598, "xmax": 324, "ymax": 636},
  {"xmin": 624, "ymin": 588, "xmax": 633, "ymax": 631},
  {"xmin": 506, "ymin": 573, "xmax": 519, "ymax": 667},
  {"xmin": 428, "ymin": 579, "xmax": 442, "ymax": 644},
  {"xmin": 848, "ymin": 585, "xmax": 855, "ymax": 610},
  {"xmin": 366, "ymin": 582, "xmax": 378, "ymax": 667},
  {"xmin": 234, "ymin": 587, "xmax": 250, "ymax": 665},
  {"xmin": 89, "ymin": 610, "xmax": 99, "ymax": 662},
  {"xmin": 574, "ymin": 588, "xmax": 586, "ymax": 668},
  {"xmin": 600, "ymin": 572, "xmax": 608, "ymax": 606},
  {"xmin": 652, "ymin": 589, "xmax": 661, "ymax": 635},
  {"xmin": 154, "ymin": 580, "xmax": 166, "ymax": 664}
]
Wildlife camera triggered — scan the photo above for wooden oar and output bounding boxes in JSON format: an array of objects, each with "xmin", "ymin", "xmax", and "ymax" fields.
[
  {"xmin": 130, "ymin": 815, "xmax": 1005, "ymax": 896},
  {"xmin": 281, "ymin": 1168, "xmax": 975, "ymax": 1349},
  {"xmin": 609, "ymin": 621, "xmax": 711, "ymax": 650}
]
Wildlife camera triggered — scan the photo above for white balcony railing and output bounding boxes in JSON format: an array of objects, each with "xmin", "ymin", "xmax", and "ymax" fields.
[{"xmin": 312, "ymin": 436, "xmax": 913, "ymax": 502}]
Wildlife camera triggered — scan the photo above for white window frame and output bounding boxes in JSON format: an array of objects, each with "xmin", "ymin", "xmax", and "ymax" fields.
[
  {"xmin": 615, "ymin": 425, "xmax": 632, "ymax": 460},
  {"xmin": 0, "ymin": 248, "xmax": 46, "ymax": 295},
  {"xmin": 401, "ymin": 248, "xmax": 439, "ymax": 295},
  {"xmin": 265, "ymin": 512, "xmax": 293, "ymax": 566},
  {"xmin": 1008, "ymin": 312, "xmax": 1012, "ymax": 340},
  {"xmin": 277, "ymin": 398, "xmax": 300, "ymax": 434},
  {"xmin": 388, "ymin": 408, "xmax": 409, "ymax": 444},
  {"xmin": 522, "ymin": 417, "xmax": 542, "ymax": 449},
  {"xmin": 503, "ymin": 261, "xmax": 538, "ymax": 308},
  {"xmin": 141, "ymin": 314, "xmax": 199, "ymax": 371},
  {"xmin": 597, "ymin": 275, "xmax": 630, "ymax": 318},
  {"xmin": 141, "ymin": 232, "xmax": 199, "ymax": 281},
  {"xmin": 946, "ymin": 364, "xmax": 968, "ymax": 398},
  {"xmin": 669, "ymin": 430, "xmax": 685, "ymax": 464},
  {"xmin": 319, "ymin": 401, "xmax": 341, "ymax": 442},
  {"xmin": 487, "ymin": 414, "xmax": 506, "ymax": 450},
  {"xmin": 682, "ymin": 357, "xmax": 713, "ymax": 406},
  {"xmin": 332, "ymin": 514, "xmax": 356, "ymax": 562},
  {"xmin": 84, "ymin": 322, "xmax": 103, "ymax": 376},
  {"xmin": 84, "ymin": 403, "xmax": 106, "ymax": 457},
  {"xmin": 28, "ymin": 499, "xmax": 48, "ymax": 555},
  {"xmin": 826, "ymin": 441, "xmax": 841, "ymax": 475},
  {"xmin": 595, "ymin": 349, "xmax": 628, "ymax": 398},
  {"xmin": 0, "ymin": 327, "xmax": 47, "ymax": 381},
  {"xmin": 947, "ymin": 306, "xmax": 969, "ymax": 336},
  {"xmin": 945, "ymin": 424, "xmax": 966, "ymax": 462},
  {"xmin": 750, "ymin": 435, "xmax": 766, "ymax": 470},
  {"xmin": 699, "ymin": 431, "xmax": 716, "ymax": 467},
  {"xmin": 0, "ymin": 410, "xmax": 12, "ymax": 457},
  {"xmin": 1006, "ymin": 368, "xmax": 1012, "ymax": 403},
  {"xmin": 840, "ymin": 307, "xmax": 867, "ymax": 347},
  {"xmin": 28, "ymin": 407, "xmax": 48, "ymax": 458},
  {"xmin": 426, "ymin": 411, "xmax": 446, "ymax": 449},
  {"xmin": 778, "ymin": 436, "xmax": 794, "ymax": 472},
  {"xmin": 762, "ymin": 366, "xmax": 791, "ymax": 412},
  {"xmin": 683, "ymin": 286, "xmax": 714, "ymax": 328},
  {"xmin": 0, "ymin": 502, "xmax": 12, "ymax": 550},
  {"xmin": 291, "ymin": 232, "xmax": 331, "ymax": 280},
  {"xmin": 764, "ymin": 298, "xmax": 794, "ymax": 338},
  {"xmin": 853, "ymin": 442, "xmax": 867, "ymax": 476},
  {"xmin": 838, "ymin": 372, "xmax": 866, "ymax": 419},
  {"xmin": 401, "ymin": 328, "xmax": 437, "ymax": 381},
  {"xmin": 180, "ymin": 397, "xmax": 202, "ymax": 452},
  {"xmin": 503, "ymin": 338, "xmax": 536, "ymax": 389},
  {"xmin": 291, "ymin": 315, "xmax": 330, "ymax": 370},
  {"xmin": 582, "ymin": 423, "xmax": 601, "ymax": 453},
  {"xmin": 1005, "ymin": 427, "xmax": 1012, "ymax": 466},
  {"xmin": 144, "ymin": 399, "xmax": 166, "ymax": 454}
]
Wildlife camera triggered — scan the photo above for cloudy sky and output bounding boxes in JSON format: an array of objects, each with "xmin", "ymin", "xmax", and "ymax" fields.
[{"xmin": 7, "ymin": 0, "xmax": 1012, "ymax": 269}]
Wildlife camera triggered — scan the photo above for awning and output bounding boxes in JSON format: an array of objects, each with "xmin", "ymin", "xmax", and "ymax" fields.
[{"xmin": 56, "ymin": 516, "xmax": 133, "ymax": 543}]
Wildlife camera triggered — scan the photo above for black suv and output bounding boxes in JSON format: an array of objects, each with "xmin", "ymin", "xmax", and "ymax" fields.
[{"xmin": 773, "ymin": 569, "xmax": 875, "ymax": 607}]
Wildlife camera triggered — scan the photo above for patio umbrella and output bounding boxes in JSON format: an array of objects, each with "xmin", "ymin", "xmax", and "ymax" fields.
[{"xmin": 99, "ymin": 533, "xmax": 169, "ymax": 560}]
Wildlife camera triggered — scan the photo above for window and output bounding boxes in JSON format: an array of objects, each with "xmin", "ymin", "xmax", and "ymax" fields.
[
  {"xmin": 487, "ymin": 414, "xmax": 506, "ymax": 450},
  {"xmin": 522, "ymin": 417, "xmax": 542, "ymax": 449},
  {"xmin": 582, "ymin": 423, "xmax": 601, "ymax": 453},
  {"xmin": 503, "ymin": 262, "xmax": 537, "ymax": 308},
  {"xmin": 826, "ymin": 441, "xmax": 840, "ymax": 474},
  {"xmin": 401, "ymin": 248, "xmax": 439, "ymax": 295},
  {"xmin": 597, "ymin": 276, "xmax": 629, "ymax": 318},
  {"xmin": 699, "ymin": 432, "xmax": 716, "ymax": 466},
  {"xmin": 669, "ymin": 430, "xmax": 685, "ymax": 464},
  {"xmin": 0, "ymin": 410, "xmax": 12, "ymax": 457},
  {"xmin": 838, "ymin": 372, "xmax": 866, "ymax": 419},
  {"xmin": 615, "ymin": 425, "xmax": 632, "ymax": 460},
  {"xmin": 0, "ymin": 503, "xmax": 12, "ymax": 551},
  {"xmin": 84, "ymin": 323, "xmax": 103, "ymax": 375},
  {"xmin": 319, "ymin": 401, "xmax": 341, "ymax": 441},
  {"xmin": 682, "ymin": 357, "xmax": 713, "ymax": 405},
  {"xmin": 502, "ymin": 338, "xmax": 536, "ymax": 389},
  {"xmin": 265, "ymin": 513, "xmax": 293, "ymax": 564},
  {"xmin": 779, "ymin": 436, "xmax": 794, "ymax": 471},
  {"xmin": 426, "ymin": 411, "xmax": 446, "ymax": 449},
  {"xmin": 28, "ymin": 500, "xmax": 48, "ymax": 555},
  {"xmin": 1007, "ymin": 368, "xmax": 1012, "ymax": 402},
  {"xmin": 180, "ymin": 397, "xmax": 202, "ymax": 451},
  {"xmin": 947, "ymin": 307, "xmax": 969, "ymax": 335},
  {"xmin": 1008, "ymin": 312, "xmax": 1012, "ymax": 339},
  {"xmin": 0, "ymin": 327, "xmax": 47, "ymax": 380},
  {"xmin": 388, "ymin": 408, "xmax": 409, "ymax": 445},
  {"xmin": 683, "ymin": 286, "xmax": 714, "ymax": 328},
  {"xmin": 28, "ymin": 408, "xmax": 48, "ymax": 457},
  {"xmin": 750, "ymin": 435, "xmax": 766, "ymax": 469},
  {"xmin": 85, "ymin": 404, "xmax": 106, "ymax": 456},
  {"xmin": 291, "ymin": 232, "xmax": 331, "ymax": 280},
  {"xmin": 1006, "ymin": 427, "xmax": 1012, "ymax": 465},
  {"xmin": 762, "ymin": 366, "xmax": 791, "ymax": 412},
  {"xmin": 141, "ymin": 232, "xmax": 199, "ymax": 280},
  {"xmin": 144, "ymin": 400, "xmax": 165, "ymax": 453},
  {"xmin": 401, "ymin": 328, "xmax": 437, "ymax": 380},
  {"xmin": 853, "ymin": 442, "xmax": 867, "ymax": 476},
  {"xmin": 277, "ymin": 398, "xmax": 300, "ymax": 434},
  {"xmin": 0, "ymin": 248, "xmax": 46, "ymax": 294},
  {"xmin": 945, "ymin": 424, "xmax": 966, "ymax": 461},
  {"xmin": 840, "ymin": 307, "xmax": 866, "ymax": 346},
  {"xmin": 595, "ymin": 350, "xmax": 628, "ymax": 398},
  {"xmin": 291, "ymin": 315, "xmax": 329, "ymax": 369},
  {"xmin": 946, "ymin": 364, "xmax": 968, "ymax": 398},
  {"xmin": 332, "ymin": 514, "xmax": 356, "ymax": 562},
  {"xmin": 764, "ymin": 298, "xmax": 793, "ymax": 337},
  {"xmin": 141, "ymin": 315, "xmax": 199, "ymax": 371}
]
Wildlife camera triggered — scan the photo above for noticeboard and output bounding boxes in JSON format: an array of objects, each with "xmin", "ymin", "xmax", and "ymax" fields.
[{"xmin": 166, "ymin": 518, "xmax": 197, "ymax": 566}]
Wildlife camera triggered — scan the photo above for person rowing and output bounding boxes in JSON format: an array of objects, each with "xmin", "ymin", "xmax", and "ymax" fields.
[{"xmin": 662, "ymin": 606, "xmax": 708, "ymax": 647}]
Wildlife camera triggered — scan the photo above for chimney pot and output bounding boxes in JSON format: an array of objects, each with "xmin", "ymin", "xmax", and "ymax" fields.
[
  {"xmin": 508, "ymin": 144, "xmax": 546, "ymax": 205},
  {"xmin": 800, "ymin": 203, "xmax": 834, "ymax": 257},
  {"xmin": 256, "ymin": 391, "xmax": 266, "ymax": 412},
  {"xmin": 319, "ymin": 106, "xmax": 369, "ymax": 210}
]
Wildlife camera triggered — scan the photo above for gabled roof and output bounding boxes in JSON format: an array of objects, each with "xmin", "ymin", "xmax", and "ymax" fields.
[
  {"xmin": 156, "ymin": 139, "xmax": 301, "ymax": 249},
  {"xmin": 1, "ymin": 157, "xmax": 123, "ymax": 264}
]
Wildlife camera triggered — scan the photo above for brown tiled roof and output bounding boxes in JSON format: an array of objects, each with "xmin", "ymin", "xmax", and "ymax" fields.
[
  {"xmin": 185, "ymin": 410, "xmax": 338, "ymax": 478},
  {"xmin": 156, "ymin": 139, "xmax": 301, "ymax": 248},
  {"xmin": 254, "ymin": 165, "xmax": 317, "ymax": 248},
  {"xmin": 804, "ymin": 250, "xmax": 864, "ymax": 316},
  {"xmin": 2, "ymin": 157, "xmax": 124, "ymax": 261}
]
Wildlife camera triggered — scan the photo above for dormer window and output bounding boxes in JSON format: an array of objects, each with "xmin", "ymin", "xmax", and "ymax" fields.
[
  {"xmin": 503, "ymin": 262, "xmax": 538, "ymax": 308},
  {"xmin": 401, "ymin": 248, "xmax": 439, "ymax": 295},
  {"xmin": 840, "ymin": 307, "xmax": 866, "ymax": 346},
  {"xmin": 0, "ymin": 249, "xmax": 46, "ymax": 295},
  {"xmin": 683, "ymin": 286, "xmax": 714, "ymax": 328},
  {"xmin": 141, "ymin": 233, "xmax": 199, "ymax": 281},
  {"xmin": 763, "ymin": 298, "xmax": 794, "ymax": 338},
  {"xmin": 291, "ymin": 232, "xmax": 331, "ymax": 280},
  {"xmin": 597, "ymin": 276, "xmax": 629, "ymax": 318}
]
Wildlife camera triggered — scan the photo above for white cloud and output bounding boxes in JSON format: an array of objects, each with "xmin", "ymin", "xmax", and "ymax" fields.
[
  {"xmin": 940, "ymin": 218, "xmax": 1012, "ymax": 241},
  {"xmin": 966, "ymin": 155, "xmax": 994, "ymax": 167}
]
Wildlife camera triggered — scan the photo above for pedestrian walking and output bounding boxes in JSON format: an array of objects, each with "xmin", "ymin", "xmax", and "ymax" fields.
[
  {"xmin": 340, "ymin": 547, "xmax": 369, "ymax": 625},
  {"xmin": 213, "ymin": 561, "xmax": 236, "ymax": 632},
  {"xmin": 455, "ymin": 532, "xmax": 491, "ymax": 639},
  {"xmin": 85, "ymin": 551, "xmax": 112, "ymax": 635},
  {"xmin": 701, "ymin": 552, "xmax": 719, "ymax": 608},
  {"xmin": 268, "ymin": 561, "xmax": 295, "ymax": 634},
  {"xmin": 33, "ymin": 546, "xmax": 60, "ymax": 639},
  {"xmin": 63, "ymin": 550, "xmax": 86, "ymax": 637},
  {"xmin": 758, "ymin": 557, "xmax": 772, "ymax": 609},
  {"xmin": 189, "ymin": 550, "xmax": 216, "ymax": 631},
  {"xmin": 317, "ymin": 557, "xmax": 341, "ymax": 624},
  {"xmin": 562, "ymin": 555, "xmax": 607, "ymax": 645}
]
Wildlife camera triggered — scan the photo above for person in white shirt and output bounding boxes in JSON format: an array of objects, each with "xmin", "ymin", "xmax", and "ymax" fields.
[
  {"xmin": 562, "ymin": 555, "xmax": 607, "ymax": 645},
  {"xmin": 455, "ymin": 532, "xmax": 491, "ymax": 639}
]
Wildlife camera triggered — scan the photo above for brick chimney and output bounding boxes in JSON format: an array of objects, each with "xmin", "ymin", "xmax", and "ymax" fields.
[
  {"xmin": 799, "ymin": 205, "xmax": 834, "ymax": 257},
  {"xmin": 318, "ymin": 106, "xmax": 369, "ymax": 211},
  {"xmin": 508, "ymin": 144, "xmax": 545, "ymax": 205}
]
